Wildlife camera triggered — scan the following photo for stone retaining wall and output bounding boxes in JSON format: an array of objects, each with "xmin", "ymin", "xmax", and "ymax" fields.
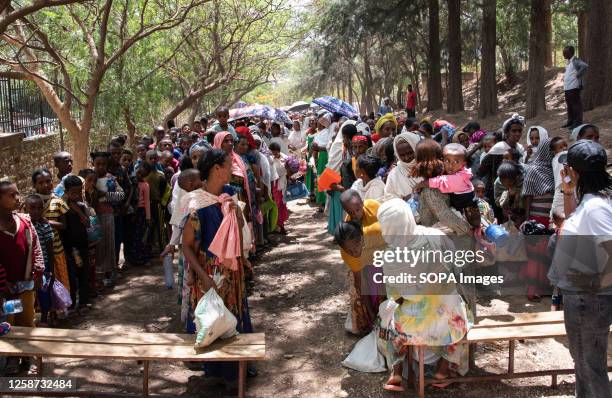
[{"xmin": 0, "ymin": 132, "xmax": 63, "ymax": 194}]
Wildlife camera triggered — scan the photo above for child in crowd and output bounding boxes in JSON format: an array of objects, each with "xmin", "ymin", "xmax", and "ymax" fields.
[
  {"xmin": 503, "ymin": 148, "xmax": 522, "ymax": 163},
  {"xmin": 120, "ymin": 150, "xmax": 134, "ymax": 176},
  {"xmin": 131, "ymin": 162, "xmax": 152, "ymax": 266},
  {"xmin": 494, "ymin": 161, "xmax": 525, "ymax": 225},
  {"xmin": 61, "ymin": 175, "xmax": 91, "ymax": 313},
  {"xmin": 134, "ymin": 143, "xmax": 147, "ymax": 176},
  {"xmin": 78, "ymin": 168, "xmax": 99, "ymax": 295},
  {"xmin": 351, "ymin": 154, "xmax": 385, "ymax": 201},
  {"xmin": 23, "ymin": 194, "xmax": 54, "ymax": 326},
  {"xmin": 161, "ymin": 150, "xmax": 179, "ymax": 173},
  {"xmin": 549, "ymin": 136, "xmax": 569, "ymax": 224},
  {"xmin": 269, "ymin": 142, "xmax": 288, "ymax": 234},
  {"xmin": 144, "ymin": 150, "xmax": 167, "ymax": 254},
  {"xmin": 31, "ymin": 168, "xmax": 71, "ymax": 299},
  {"xmin": 178, "ymin": 136, "xmax": 191, "ymax": 157},
  {"xmin": 0, "ymin": 181, "xmax": 44, "ymax": 375},
  {"xmin": 473, "ymin": 179, "xmax": 495, "ymax": 225},
  {"xmin": 270, "ymin": 123, "xmax": 290, "ymax": 155},
  {"xmin": 415, "ymin": 143, "xmax": 480, "ymax": 226},
  {"xmin": 480, "ymin": 134, "xmax": 496, "ymax": 163},
  {"xmin": 91, "ymin": 151, "xmax": 125, "ymax": 287}
]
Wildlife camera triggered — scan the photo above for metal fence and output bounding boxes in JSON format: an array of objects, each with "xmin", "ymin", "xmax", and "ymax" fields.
[{"xmin": 0, "ymin": 77, "xmax": 59, "ymax": 137}]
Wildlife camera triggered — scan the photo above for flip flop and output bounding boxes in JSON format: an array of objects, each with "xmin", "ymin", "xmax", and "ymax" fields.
[{"xmin": 383, "ymin": 384, "xmax": 404, "ymax": 392}]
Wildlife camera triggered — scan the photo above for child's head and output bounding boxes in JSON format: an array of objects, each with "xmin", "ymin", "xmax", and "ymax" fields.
[
  {"xmin": 271, "ymin": 123, "xmax": 281, "ymax": 137},
  {"xmin": 53, "ymin": 151, "xmax": 73, "ymax": 177},
  {"xmin": 31, "ymin": 168, "xmax": 53, "ymax": 195},
  {"xmin": 497, "ymin": 161, "xmax": 521, "ymax": 190},
  {"xmin": 528, "ymin": 128, "xmax": 541, "ymax": 147},
  {"xmin": 190, "ymin": 146, "xmax": 207, "ymax": 165},
  {"xmin": 78, "ymin": 169, "xmax": 97, "ymax": 190},
  {"xmin": 334, "ymin": 220, "xmax": 363, "ymax": 258},
  {"xmin": 136, "ymin": 143, "xmax": 147, "ymax": 160},
  {"xmin": 473, "ymin": 179, "xmax": 485, "ymax": 199},
  {"xmin": 442, "ymin": 143, "xmax": 467, "ymax": 175},
  {"xmin": 181, "ymin": 123, "xmax": 191, "ymax": 134},
  {"xmin": 0, "ymin": 180, "xmax": 19, "ymax": 212},
  {"xmin": 179, "ymin": 136, "xmax": 191, "ymax": 153},
  {"xmin": 503, "ymin": 147, "xmax": 522, "ymax": 162},
  {"xmin": 574, "ymin": 124, "xmax": 600, "ymax": 142},
  {"xmin": 216, "ymin": 107, "xmax": 230, "ymax": 126},
  {"xmin": 356, "ymin": 154, "xmax": 382, "ymax": 182},
  {"xmin": 482, "ymin": 134, "xmax": 496, "ymax": 153},
  {"xmin": 351, "ymin": 135, "xmax": 370, "ymax": 156},
  {"xmin": 160, "ymin": 150, "xmax": 174, "ymax": 168},
  {"xmin": 90, "ymin": 151, "xmax": 110, "ymax": 177},
  {"xmin": 136, "ymin": 161, "xmax": 153, "ymax": 181},
  {"xmin": 549, "ymin": 136, "xmax": 568, "ymax": 155},
  {"xmin": 269, "ymin": 142, "xmax": 281, "ymax": 158},
  {"xmin": 163, "ymin": 167, "xmax": 174, "ymax": 182},
  {"xmin": 24, "ymin": 194, "xmax": 44, "ymax": 222},
  {"xmin": 179, "ymin": 156, "xmax": 194, "ymax": 172},
  {"xmin": 120, "ymin": 149, "xmax": 133, "ymax": 169},
  {"xmin": 108, "ymin": 141, "xmax": 123, "ymax": 164},
  {"xmin": 63, "ymin": 175, "xmax": 84, "ymax": 202},
  {"xmin": 141, "ymin": 135, "xmax": 154, "ymax": 148},
  {"xmin": 159, "ymin": 138, "xmax": 174, "ymax": 153},
  {"xmin": 145, "ymin": 150, "xmax": 159, "ymax": 167},
  {"xmin": 413, "ymin": 139, "xmax": 444, "ymax": 179},
  {"xmin": 177, "ymin": 169, "xmax": 202, "ymax": 192},
  {"xmin": 189, "ymin": 132, "xmax": 199, "ymax": 145}
]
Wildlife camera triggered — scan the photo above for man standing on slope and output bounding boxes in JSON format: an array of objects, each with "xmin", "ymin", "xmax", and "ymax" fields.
[{"xmin": 562, "ymin": 45, "xmax": 588, "ymax": 129}]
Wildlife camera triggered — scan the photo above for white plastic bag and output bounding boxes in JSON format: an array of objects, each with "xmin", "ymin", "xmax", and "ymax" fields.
[
  {"xmin": 344, "ymin": 311, "xmax": 353, "ymax": 333},
  {"xmin": 378, "ymin": 299, "xmax": 399, "ymax": 329},
  {"xmin": 194, "ymin": 284, "xmax": 238, "ymax": 348},
  {"xmin": 341, "ymin": 330, "xmax": 387, "ymax": 373}
]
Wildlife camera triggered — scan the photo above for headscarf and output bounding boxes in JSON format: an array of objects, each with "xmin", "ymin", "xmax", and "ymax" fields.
[
  {"xmin": 374, "ymin": 113, "xmax": 397, "ymax": 134},
  {"xmin": 356, "ymin": 122, "xmax": 370, "ymax": 136},
  {"xmin": 525, "ymin": 126, "xmax": 549, "ymax": 150},
  {"xmin": 213, "ymin": 131, "xmax": 254, "ymax": 211},
  {"xmin": 351, "ymin": 135, "xmax": 368, "ymax": 144},
  {"xmin": 235, "ymin": 126, "xmax": 257, "ymax": 150},
  {"xmin": 501, "ymin": 113, "xmax": 525, "ymax": 137},
  {"xmin": 253, "ymin": 135, "xmax": 272, "ymax": 193},
  {"xmin": 340, "ymin": 199, "xmax": 384, "ymax": 273},
  {"xmin": 313, "ymin": 113, "xmax": 333, "ymax": 147},
  {"xmin": 383, "ymin": 132, "xmax": 423, "ymax": 199},
  {"xmin": 288, "ymin": 122, "xmax": 304, "ymax": 149},
  {"xmin": 377, "ymin": 198, "xmax": 443, "ymax": 250},
  {"xmin": 318, "ymin": 112, "xmax": 332, "ymax": 128},
  {"xmin": 372, "ymin": 136, "xmax": 392, "ymax": 158},
  {"xmin": 451, "ymin": 130, "xmax": 469, "ymax": 145},
  {"xmin": 327, "ymin": 119, "xmax": 356, "ymax": 172},
  {"xmin": 469, "ymin": 129, "xmax": 487, "ymax": 144},
  {"xmin": 570, "ymin": 123, "xmax": 596, "ymax": 141},
  {"xmin": 522, "ymin": 137, "xmax": 555, "ymax": 197}
]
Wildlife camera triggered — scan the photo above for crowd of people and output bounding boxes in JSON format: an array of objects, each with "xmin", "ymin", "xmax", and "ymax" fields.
[{"xmin": 0, "ymin": 98, "xmax": 611, "ymax": 395}]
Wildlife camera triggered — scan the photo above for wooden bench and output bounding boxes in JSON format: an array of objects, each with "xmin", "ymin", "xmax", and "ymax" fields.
[
  {"xmin": 0, "ymin": 327, "xmax": 265, "ymax": 398},
  {"xmin": 407, "ymin": 311, "xmax": 612, "ymax": 398}
]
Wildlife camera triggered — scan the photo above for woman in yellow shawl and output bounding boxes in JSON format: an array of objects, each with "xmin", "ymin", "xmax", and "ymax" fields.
[
  {"xmin": 335, "ymin": 191, "xmax": 386, "ymax": 335},
  {"xmin": 372, "ymin": 113, "xmax": 397, "ymax": 143}
]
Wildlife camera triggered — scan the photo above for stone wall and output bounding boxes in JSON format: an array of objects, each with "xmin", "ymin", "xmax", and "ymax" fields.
[{"xmin": 0, "ymin": 132, "xmax": 63, "ymax": 194}]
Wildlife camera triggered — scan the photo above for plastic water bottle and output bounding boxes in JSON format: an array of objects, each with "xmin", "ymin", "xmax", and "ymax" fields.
[
  {"xmin": 163, "ymin": 254, "xmax": 174, "ymax": 289},
  {"xmin": 2, "ymin": 299, "xmax": 23, "ymax": 315}
]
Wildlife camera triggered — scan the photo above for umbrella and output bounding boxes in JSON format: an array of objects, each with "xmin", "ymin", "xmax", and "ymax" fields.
[
  {"xmin": 229, "ymin": 104, "xmax": 292, "ymax": 125},
  {"xmin": 232, "ymin": 101, "xmax": 248, "ymax": 108},
  {"xmin": 287, "ymin": 101, "xmax": 310, "ymax": 113},
  {"xmin": 312, "ymin": 96, "xmax": 358, "ymax": 118}
]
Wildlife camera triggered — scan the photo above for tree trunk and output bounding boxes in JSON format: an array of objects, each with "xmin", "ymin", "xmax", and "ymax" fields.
[
  {"xmin": 188, "ymin": 98, "xmax": 202, "ymax": 125},
  {"xmin": 478, "ymin": 0, "xmax": 498, "ymax": 118},
  {"xmin": 544, "ymin": 0, "xmax": 553, "ymax": 67},
  {"xmin": 583, "ymin": 0, "xmax": 609, "ymax": 110},
  {"xmin": 427, "ymin": 0, "xmax": 443, "ymax": 110},
  {"xmin": 123, "ymin": 106, "xmax": 137, "ymax": 151},
  {"xmin": 578, "ymin": 11, "xmax": 588, "ymax": 60},
  {"xmin": 526, "ymin": 0, "xmax": 547, "ymax": 118},
  {"xmin": 499, "ymin": 44, "xmax": 517, "ymax": 86},
  {"xmin": 348, "ymin": 64, "xmax": 354, "ymax": 106},
  {"xmin": 447, "ymin": 0, "xmax": 464, "ymax": 113}
]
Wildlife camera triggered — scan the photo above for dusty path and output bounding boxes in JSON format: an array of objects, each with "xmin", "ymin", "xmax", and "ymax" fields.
[{"xmin": 39, "ymin": 199, "xmax": 596, "ymax": 397}]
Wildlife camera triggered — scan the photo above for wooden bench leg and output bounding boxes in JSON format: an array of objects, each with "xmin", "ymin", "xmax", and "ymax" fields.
[
  {"xmin": 142, "ymin": 360, "xmax": 149, "ymax": 398},
  {"xmin": 37, "ymin": 356, "xmax": 43, "ymax": 376},
  {"xmin": 238, "ymin": 361, "xmax": 246, "ymax": 398},
  {"xmin": 551, "ymin": 373, "xmax": 558, "ymax": 388},
  {"xmin": 508, "ymin": 340, "xmax": 515, "ymax": 374},
  {"xmin": 406, "ymin": 346, "xmax": 413, "ymax": 387},
  {"xmin": 418, "ymin": 347, "xmax": 425, "ymax": 398}
]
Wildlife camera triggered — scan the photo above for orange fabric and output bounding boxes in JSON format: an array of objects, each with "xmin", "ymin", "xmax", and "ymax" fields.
[{"xmin": 317, "ymin": 167, "xmax": 341, "ymax": 192}]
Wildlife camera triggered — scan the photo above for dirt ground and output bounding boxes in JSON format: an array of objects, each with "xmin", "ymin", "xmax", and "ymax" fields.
[{"xmin": 30, "ymin": 198, "xmax": 612, "ymax": 398}]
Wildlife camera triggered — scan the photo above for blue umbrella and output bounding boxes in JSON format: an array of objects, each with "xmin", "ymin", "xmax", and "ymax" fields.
[
  {"xmin": 312, "ymin": 96, "xmax": 358, "ymax": 118},
  {"xmin": 229, "ymin": 104, "xmax": 292, "ymax": 124}
]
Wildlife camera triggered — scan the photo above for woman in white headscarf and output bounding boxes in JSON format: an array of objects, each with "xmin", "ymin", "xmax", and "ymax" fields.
[
  {"xmin": 287, "ymin": 120, "xmax": 304, "ymax": 155},
  {"xmin": 383, "ymin": 131, "xmax": 423, "ymax": 200},
  {"xmin": 312, "ymin": 113, "xmax": 332, "ymax": 207},
  {"xmin": 376, "ymin": 198, "xmax": 472, "ymax": 389},
  {"xmin": 523, "ymin": 126, "xmax": 549, "ymax": 164}
]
